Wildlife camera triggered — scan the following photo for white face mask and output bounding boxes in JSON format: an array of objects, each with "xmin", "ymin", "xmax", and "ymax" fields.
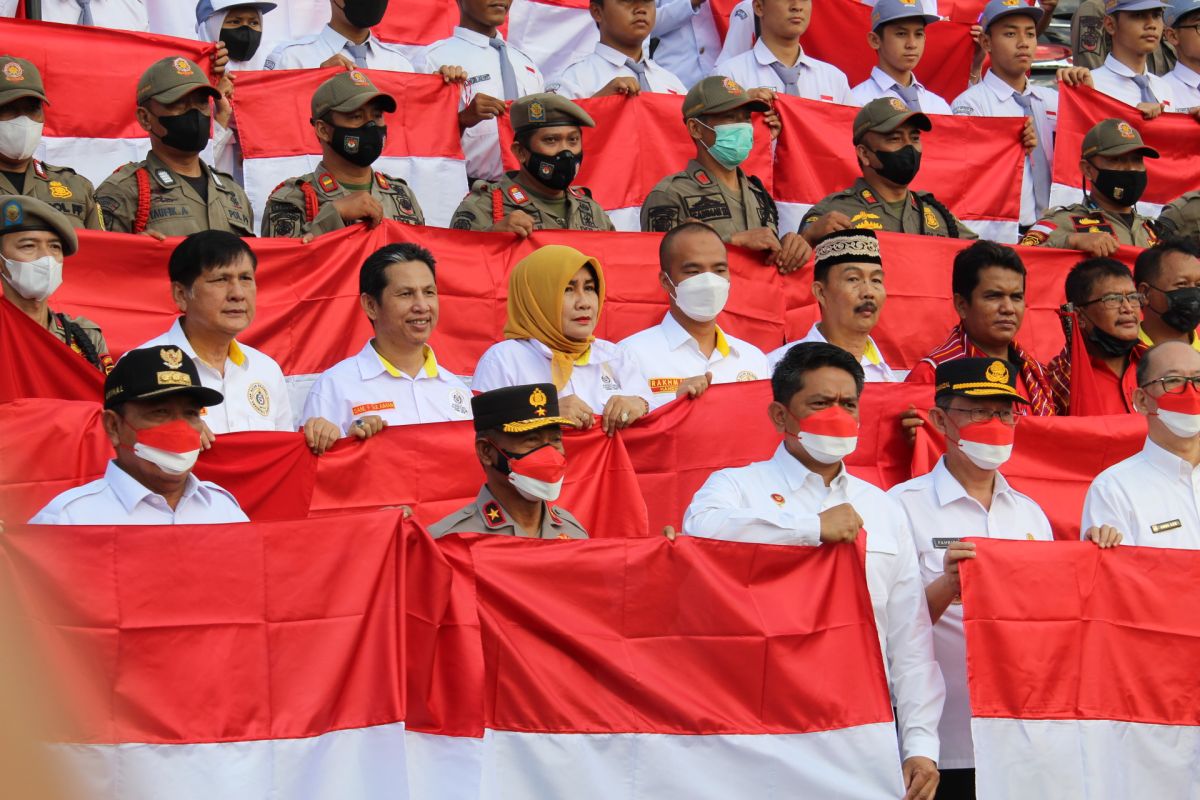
[
  {"xmin": 2, "ymin": 253, "xmax": 62, "ymax": 301},
  {"xmin": 794, "ymin": 406, "xmax": 859, "ymax": 465},
  {"xmin": 0, "ymin": 115, "xmax": 42, "ymax": 161},
  {"xmin": 669, "ymin": 272, "xmax": 730, "ymax": 323},
  {"xmin": 1152, "ymin": 387, "xmax": 1200, "ymax": 439},
  {"xmin": 509, "ymin": 472, "xmax": 564, "ymax": 503},
  {"xmin": 132, "ymin": 442, "xmax": 200, "ymax": 475},
  {"xmin": 954, "ymin": 418, "xmax": 1015, "ymax": 471}
]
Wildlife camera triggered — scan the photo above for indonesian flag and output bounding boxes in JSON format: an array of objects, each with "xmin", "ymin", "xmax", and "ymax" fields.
[
  {"xmin": 963, "ymin": 539, "xmax": 1200, "ymax": 797},
  {"xmin": 0, "ymin": 298, "xmax": 102, "ymax": 403},
  {"xmin": 1049, "ymin": 85, "xmax": 1200, "ymax": 215},
  {"xmin": 5, "ymin": 512, "xmax": 907, "ymax": 799}
]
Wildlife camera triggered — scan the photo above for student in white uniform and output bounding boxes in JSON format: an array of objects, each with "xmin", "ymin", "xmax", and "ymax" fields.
[
  {"xmin": 683, "ymin": 341, "xmax": 945, "ymax": 800},
  {"xmin": 1090, "ymin": 0, "xmax": 1180, "ymax": 113},
  {"xmin": 551, "ymin": 0, "xmax": 687, "ymax": 99},
  {"xmin": 29, "ymin": 346, "xmax": 248, "ymax": 525},
  {"xmin": 194, "ymin": 0, "xmax": 277, "ymax": 70},
  {"xmin": 3, "ymin": 0, "xmax": 148, "ymax": 30},
  {"xmin": 713, "ymin": 0, "xmax": 851, "ymax": 105},
  {"xmin": 472, "ymin": 244, "xmax": 653, "ymax": 436},
  {"xmin": 1164, "ymin": 0, "xmax": 1200, "ymax": 110},
  {"xmin": 1083, "ymin": 339, "xmax": 1200, "ymax": 548},
  {"xmin": 889, "ymin": 357, "xmax": 1119, "ymax": 798},
  {"xmin": 420, "ymin": 0, "xmax": 544, "ymax": 183},
  {"xmin": 651, "ymin": 0, "xmax": 722, "ymax": 88},
  {"xmin": 849, "ymin": 0, "xmax": 950, "ymax": 113},
  {"xmin": 300, "ymin": 243, "xmax": 471, "ymax": 445},
  {"xmin": 619, "ymin": 222, "xmax": 769, "ymax": 409},
  {"xmin": 768, "ymin": 229, "xmax": 897, "ymax": 381}
]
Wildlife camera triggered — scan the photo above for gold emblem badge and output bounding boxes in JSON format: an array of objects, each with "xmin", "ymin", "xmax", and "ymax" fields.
[
  {"xmin": 923, "ymin": 206, "xmax": 940, "ymax": 229},
  {"xmin": 3, "ymin": 200, "xmax": 20, "ymax": 224},
  {"xmin": 889, "ymin": 97, "xmax": 907, "ymax": 112},
  {"xmin": 771, "ymin": 493, "xmax": 786, "ymax": 507},
  {"xmin": 736, "ymin": 371, "xmax": 757, "ymax": 382},
  {"xmin": 528, "ymin": 101, "xmax": 545, "ymax": 122},
  {"xmin": 173, "ymin": 58, "xmax": 193, "ymax": 76},
  {"xmin": 1001, "ymin": 0, "xmax": 1021, "ymax": 5},
  {"xmin": 722, "ymin": 77, "xmax": 743, "ymax": 94},
  {"xmin": 1116, "ymin": 121, "xmax": 1136, "ymax": 139},
  {"xmin": 1026, "ymin": 533, "xmax": 1036, "ymax": 540},
  {"xmin": 160, "ymin": 347, "xmax": 184, "ymax": 369},
  {"xmin": 985, "ymin": 360, "xmax": 1010, "ymax": 383},
  {"xmin": 2, "ymin": 61, "xmax": 23, "ymax": 82},
  {"xmin": 530, "ymin": 386, "xmax": 548, "ymax": 416},
  {"xmin": 349, "ymin": 69, "xmax": 369, "ymax": 85},
  {"xmin": 48, "ymin": 180, "xmax": 73, "ymax": 199},
  {"xmin": 248, "ymin": 382, "xmax": 270, "ymax": 416}
]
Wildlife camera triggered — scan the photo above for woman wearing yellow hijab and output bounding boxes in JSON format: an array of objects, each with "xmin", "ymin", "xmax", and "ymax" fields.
[{"xmin": 472, "ymin": 245, "xmax": 652, "ymax": 434}]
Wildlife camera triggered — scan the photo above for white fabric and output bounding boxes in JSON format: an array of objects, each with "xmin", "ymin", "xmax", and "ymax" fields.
[
  {"xmin": 850, "ymin": 66, "xmax": 951, "ymax": 114},
  {"xmin": 3, "ymin": 0, "xmax": 148, "ymax": 30},
  {"xmin": 264, "ymin": 25, "xmax": 414, "ymax": 71},
  {"xmin": 888, "ymin": 458, "xmax": 1053, "ymax": 769},
  {"xmin": 713, "ymin": 39, "xmax": 851, "ymax": 104},
  {"xmin": 1081, "ymin": 437, "xmax": 1200, "ymax": 549},
  {"xmin": 651, "ymin": 0, "xmax": 721, "ymax": 88},
  {"xmin": 29, "ymin": 460, "xmax": 247, "ymax": 525},
  {"xmin": 951, "ymin": 70, "xmax": 1058, "ymax": 226},
  {"xmin": 1091, "ymin": 54, "xmax": 1179, "ymax": 110},
  {"xmin": 471, "ymin": 337, "xmax": 652, "ymax": 410},
  {"xmin": 683, "ymin": 443, "xmax": 946, "ymax": 762},
  {"xmin": 617, "ymin": 312, "xmax": 769, "ymax": 410},
  {"xmin": 300, "ymin": 341, "xmax": 472, "ymax": 433},
  {"xmin": 550, "ymin": 43, "xmax": 686, "ymax": 99},
  {"xmin": 138, "ymin": 318, "xmax": 294, "ymax": 435},
  {"xmin": 419, "ymin": 27, "xmax": 544, "ymax": 182},
  {"xmin": 767, "ymin": 323, "xmax": 898, "ymax": 382},
  {"xmin": 506, "ymin": 0, "xmax": 598, "ymax": 83},
  {"xmin": 1163, "ymin": 61, "xmax": 1200, "ymax": 111},
  {"xmin": 715, "ymin": 0, "xmax": 755, "ymax": 66}
]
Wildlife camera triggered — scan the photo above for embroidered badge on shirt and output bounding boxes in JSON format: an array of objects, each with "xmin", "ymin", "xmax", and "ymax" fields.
[
  {"xmin": 648, "ymin": 377, "xmax": 683, "ymax": 394},
  {"xmin": 483, "ymin": 500, "xmax": 506, "ymax": 528},
  {"xmin": 736, "ymin": 371, "xmax": 757, "ymax": 381},
  {"xmin": 1151, "ymin": 519, "xmax": 1182, "ymax": 534},
  {"xmin": 923, "ymin": 205, "xmax": 941, "ymax": 230},
  {"xmin": 48, "ymin": 181, "xmax": 72, "ymax": 199},
  {"xmin": 247, "ymin": 382, "xmax": 271, "ymax": 416},
  {"xmin": 771, "ymin": 493, "xmax": 786, "ymax": 507},
  {"xmin": 351, "ymin": 401, "xmax": 396, "ymax": 415},
  {"xmin": 449, "ymin": 388, "xmax": 471, "ymax": 417}
]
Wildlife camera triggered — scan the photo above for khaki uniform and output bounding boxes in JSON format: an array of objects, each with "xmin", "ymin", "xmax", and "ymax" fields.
[
  {"xmin": 44, "ymin": 308, "xmax": 113, "ymax": 373},
  {"xmin": 1024, "ymin": 197, "xmax": 1160, "ymax": 248},
  {"xmin": 428, "ymin": 485, "xmax": 588, "ymax": 539},
  {"xmin": 1159, "ymin": 191, "xmax": 1200, "ymax": 243},
  {"xmin": 802, "ymin": 178, "xmax": 977, "ymax": 239},
  {"xmin": 451, "ymin": 172, "xmax": 614, "ymax": 232},
  {"xmin": 0, "ymin": 160, "xmax": 104, "ymax": 230},
  {"xmin": 640, "ymin": 159, "xmax": 778, "ymax": 239},
  {"xmin": 1071, "ymin": 0, "xmax": 1176, "ymax": 73},
  {"xmin": 95, "ymin": 151, "xmax": 254, "ymax": 237},
  {"xmin": 261, "ymin": 163, "xmax": 424, "ymax": 238}
]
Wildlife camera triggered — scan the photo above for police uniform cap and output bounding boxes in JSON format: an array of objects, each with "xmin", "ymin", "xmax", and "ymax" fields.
[
  {"xmin": 0, "ymin": 56, "xmax": 48, "ymax": 108},
  {"xmin": 813, "ymin": 229, "xmax": 882, "ymax": 270},
  {"xmin": 104, "ymin": 347, "xmax": 224, "ymax": 410},
  {"xmin": 0, "ymin": 194, "xmax": 79, "ymax": 257},
  {"xmin": 471, "ymin": 383, "xmax": 574, "ymax": 433},
  {"xmin": 1166, "ymin": 0, "xmax": 1200, "ymax": 27},
  {"xmin": 195, "ymin": 0, "xmax": 277, "ymax": 25},
  {"xmin": 871, "ymin": 0, "xmax": 941, "ymax": 31},
  {"xmin": 682, "ymin": 76, "xmax": 769, "ymax": 120},
  {"xmin": 510, "ymin": 93, "xmax": 595, "ymax": 136},
  {"xmin": 853, "ymin": 97, "xmax": 932, "ymax": 143},
  {"xmin": 934, "ymin": 357, "xmax": 1030, "ymax": 403},
  {"xmin": 1081, "ymin": 118, "xmax": 1160, "ymax": 159},
  {"xmin": 311, "ymin": 69, "xmax": 396, "ymax": 121},
  {"xmin": 137, "ymin": 56, "xmax": 221, "ymax": 106},
  {"xmin": 978, "ymin": 0, "xmax": 1043, "ymax": 30},
  {"xmin": 1103, "ymin": 0, "xmax": 1167, "ymax": 14}
]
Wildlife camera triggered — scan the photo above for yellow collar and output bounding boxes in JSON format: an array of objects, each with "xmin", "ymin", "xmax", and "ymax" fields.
[
  {"xmin": 714, "ymin": 327, "xmax": 731, "ymax": 358},
  {"xmin": 862, "ymin": 337, "xmax": 882, "ymax": 366},
  {"xmin": 1138, "ymin": 326, "xmax": 1200, "ymax": 352},
  {"xmin": 573, "ymin": 348, "xmax": 591, "ymax": 366},
  {"xmin": 378, "ymin": 344, "xmax": 438, "ymax": 378},
  {"xmin": 227, "ymin": 340, "xmax": 246, "ymax": 367}
]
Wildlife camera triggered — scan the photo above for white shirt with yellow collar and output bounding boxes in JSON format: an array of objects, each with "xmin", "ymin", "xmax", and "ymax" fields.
[
  {"xmin": 617, "ymin": 312, "xmax": 770, "ymax": 410},
  {"xmin": 300, "ymin": 340, "xmax": 472, "ymax": 433},
  {"xmin": 264, "ymin": 25, "xmax": 415, "ymax": 71},
  {"xmin": 768, "ymin": 323, "xmax": 898, "ymax": 382},
  {"xmin": 1082, "ymin": 437, "xmax": 1200, "ymax": 549},
  {"xmin": 137, "ymin": 318, "xmax": 294, "ymax": 434}
]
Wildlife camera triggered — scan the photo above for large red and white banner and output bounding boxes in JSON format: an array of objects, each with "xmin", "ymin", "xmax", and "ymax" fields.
[{"xmin": 963, "ymin": 540, "xmax": 1200, "ymax": 798}]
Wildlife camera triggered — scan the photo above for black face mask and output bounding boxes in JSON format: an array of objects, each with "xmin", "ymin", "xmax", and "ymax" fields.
[
  {"xmin": 871, "ymin": 144, "xmax": 921, "ymax": 186},
  {"xmin": 340, "ymin": 0, "xmax": 388, "ymax": 28},
  {"xmin": 1085, "ymin": 325, "xmax": 1139, "ymax": 357},
  {"xmin": 221, "ymin": 25, "xmax": 262, "ymax": 63},
  {"xmin": 157, "ymin": 108, "xmax": 210, "ymax": 153},
  {"xmin": 524, "ymin": 149, "xmax": 582, "ymax": 191},
  {"xmin": 329, "ymin": 121, "xmax": 386, "ymax": 167},
  {"xmin": 1091, "ymin": 166, "xmax": 1147, "ymax": 207},
  {"xmin": 1156, "ymin": 286, "xmax": 1200, "ymax": 333}
]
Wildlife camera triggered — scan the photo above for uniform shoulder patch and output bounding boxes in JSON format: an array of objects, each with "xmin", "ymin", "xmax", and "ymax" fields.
[
  {"xmin": 646, "ymin": 205, "xmax": 681, "ymax": 233},
  {"xmin": 1079, "ymin": 17, "xmax": 1103, "ymax": 53},
  {"xmin": 318, "ymin": 172, "xmax": 339, "ymax": 193},
  {"xmin": 482, "ymin": 500, "xmax": 507, "ymax": 528},
  {"xmin": 694, "ymin": 169, "xmax": 712, "ymax": 186},
  {"xmin": 507, "ymin": 184, "xmax": 529, "ymax": 204},
  {"xmin": 859, "ymin": 187, "xmax": 879, "ymax": 205}
]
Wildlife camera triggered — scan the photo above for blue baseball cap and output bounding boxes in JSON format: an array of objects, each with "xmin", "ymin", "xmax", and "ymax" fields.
[
  {"xmin": 195, "ymin": 0, "xmax": 277, "ymax": 25},
  {"xmin": 871, "ymin": 0, "xmax": 941, "ymax": 31},
  {"xmin": 1166, "ymin": 0, "xmax": 1200, "ymax": 25},
  {"xmin": 1103, "ymin": 0, "xmax": 1167, "ymax": 14},
  {"xmin": 979, "ymin": 0, "xmax": 1044, "ymax": 29}
]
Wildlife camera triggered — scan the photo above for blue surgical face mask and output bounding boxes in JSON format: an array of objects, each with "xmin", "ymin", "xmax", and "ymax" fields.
[{"xmin": 695, "ymin": 120, "xmax": 754, "ymax": 170}]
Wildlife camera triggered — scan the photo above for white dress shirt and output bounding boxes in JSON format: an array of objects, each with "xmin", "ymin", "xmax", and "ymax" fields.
[
  {"xmin": 550, "ymin": 43, "xmax": 687, "ymax": 99},
  {"xmin": 1081, "ymin": 437, "xmax": 1200, "ymax": 549},
  {"xmin": 714, "ymin": 39, "xmax": 851, "ymax": 104},
  {"xmin": 951, "ymin": 70, "xmax": 1058, "ymax": 226},
  {"xmin": 138, "ymin": 318, "xmax": 294, "ymax": 435},
  {"xmin": 2, "ymin": 0, "xmax": 148, "ymax": 30},
  {"xmin": 768, "ymin": 323, "xmax": 897, "ymax": 382},
  {"xmin": 617, "ymin": 312, "xmax": 770, "ymax": 409},
  {"xmin": 419, "ymin": 26, "xmax": 544, "ymax": 182},
  {"xmin": 1164, "ymin": 61, "xmax": 1200, "ymax": 111},
  {"xmin": 715, "ymin": 0, "xmax": 755, "ymax": 66},
  {"xmin": 850, "ymin": 66, "xmax": 951, "ymax": 113},
  {"xmin": 889, "ymin": 458, "xmax": 1053, "ymax": 769},
  {"xmin": 1091, "ymin": 54, "xmax": 1179, "ymax": 110},
  {"xmin": 29, "ymin": 460, "xmax": 248, "ymax": 525},
  {"xmin": 652, "ymin": 0, "xmax": 722, "ymax": 88},
  {"xmin": 300, "ymin": 341, "xmax": 471, "ymax": 433},
  {"xmin": 684, "ymin": 443, "xmax": 946, "ymax": 762},
  {"xmin": 264, "ymin": 24, "xmax": 415, "ymax": 71},
  {"xmin": 471, "ymin": 338, "xmax": 652, "ymax": 410}
]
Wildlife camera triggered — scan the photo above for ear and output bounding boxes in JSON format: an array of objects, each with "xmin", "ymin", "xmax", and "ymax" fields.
[
  {"xmin": 135, "ymin": 106, "xmax": 154, "ymax": 134},
  {"xmin": 1080, "ymin": 159, "xmax": 1097, "ymax": 181},
  {"xmin": 980, "ymin": 31, "xmax": 994, "ymax": 55},
  {"xmin": 1132, "ymin": 387, "xmax": 1150, "ymax": 415},
  {"xmin": 658, "ymin": 269, "xmax": 674, "ymax": 296},
  {"xmin": 1103, "ymin": 14, "xmax": 1116, "ymax": 36},
  {"xmin": 812, "ymin": 280, "xmax": 827, "ymax": 307},
  {"xmin": 866, "ymin": 30, "xmax": 881, "ymax": 51},
  {"xmin": 588, "ymin": 1, "xmax": 603, "ymax": 25},
  {"xmin": 752, "ymin": 0, "xmax": 764, "ymax": 17},
  {"xmin": 170, "ymin": 281, "xmax": 189, "ymax": 314},
  {"xmin": 929, "ymin": 406, "xmax": 949, "ymax": 436},
  {"xmin": 854, "ymin": 142, "xmax": 871, "ymax": 170},
  {"xmin": 102, "ymin": 409, "xmax": 123, "ymax": 448},
  {"xmin": 767, "ymin": 400, "xmax": 789, "ymax": 433},
  {"xmin": 510, "ymin": 138, "xmax": 528, "ymax": 163},
  {"xmin": 313, "ymin": 119, "xmax": 332, "ymax": 145},
  {"xmin": 474, "ymin": 437, "xmax": 496, "ymax": 468},
  {"xmin": 952, "ymin": 292, "xmax": 969, "ymax": 321},
  {"xmin": 1166, "ymin": 27, "xmax": 1179, "ymax": 46},
  {"xmin": 360, "ymin": 292, "xmax": 378, "ymax": 323},
  {"xmin": 686, "ymin": 118, "xmax": 703, "ymax": 142}
]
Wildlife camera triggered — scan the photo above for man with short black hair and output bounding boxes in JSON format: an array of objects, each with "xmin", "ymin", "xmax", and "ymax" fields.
[
  {"xmin": 1134, "ymin": 236, "xmax": 1200, "ymax": 347},
  {"xmin": 849, "ymin": 0, "xmax": 949, "ymax": 112},
  {"xmin": 1089, "ymin": 0, "xmax": 1181, "ymax": 114}
]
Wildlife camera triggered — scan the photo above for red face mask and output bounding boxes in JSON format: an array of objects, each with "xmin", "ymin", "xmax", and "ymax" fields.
[
  {"xmin": 491, "ymin": 441, "xmax": 567, "ymax": 502},
  {"xmin": 790, "ymin": 406, "xmax": 859, "ymax": 464},
  {"xmin": 123, "ymin": 419, "xmax": 202, "ymax": 474}
]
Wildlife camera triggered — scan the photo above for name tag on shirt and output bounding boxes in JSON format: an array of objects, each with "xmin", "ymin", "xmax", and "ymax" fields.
[
  {"xmin": 932, "ymin": 537, "xmax": 962, "ymax": 549},
  {"xmin": 648, "ymin": 377, "xmax": 682, "ymax": 394},
  {"xmin": 1151, "ymin": 519, "xmax": 1182, "ymax": 534},
  {"xmin": 466, "ymin": 74, "xmax": 491, "ymax": 86},
  {"xmin": 352, "ymin": 401, "xmax": 396, "ymax": 415}
]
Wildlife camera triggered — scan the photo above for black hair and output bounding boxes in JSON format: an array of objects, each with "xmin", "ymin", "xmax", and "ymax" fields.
[
  {"xmin": 168, "ymin": 230, "xmax": 257, "ymax": 288},
  {"xmin": 771, "ymin": 342, "xmax": 865, "ymax": 405},
  {"xmin": 952, "ymin": 240, "xmax": 1026, "ymax": 300},
  {"xmin": 1065, "ymin": 257, "xmax": 1133, "ymax": 306},
  {"xmin": 658, "ymin": 221, "xmax": 722, "ymax": 272},
  {"xmin": 359, "ymin": 243, "xmax": 437, "ymax": 301},
  {"xmin": 1134, "ymin": 236, "xmax": 1200, "ymax": 287}
]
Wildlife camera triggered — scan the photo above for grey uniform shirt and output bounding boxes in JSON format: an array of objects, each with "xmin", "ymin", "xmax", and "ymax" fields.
[{"xmin": 428, "ymin": 485, "xmax": 588, "ymax": 539}]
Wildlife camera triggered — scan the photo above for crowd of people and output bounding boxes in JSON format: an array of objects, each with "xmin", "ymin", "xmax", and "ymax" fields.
[{"xmin": 5, "ymin": 1, "xmax": 1200, "ymax": 799}]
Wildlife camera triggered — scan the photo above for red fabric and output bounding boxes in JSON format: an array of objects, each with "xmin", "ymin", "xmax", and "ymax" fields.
[
  {"xmin": 1052, "ymin": 86, "xmax": 1200, "ymax": 205},
  {"xmin": 374, "ymin": 0, "xmax": 461, "ymax": 45},
  {"xmin": 0, "ymin": 298, "xmax": 103, "ymax": 403},
  {"xmin": 963, "ymin": 538, "xmax": 1200, "ymax": 725},
  {"xmin": 1046, "ymin": 310, "xmax": 1142, "ymax": 415}
]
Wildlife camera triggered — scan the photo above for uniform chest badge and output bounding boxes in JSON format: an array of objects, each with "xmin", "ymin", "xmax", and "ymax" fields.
[
  {"xmin": 318, "ymin": 173, "xmax": 339, "ymax": 193},
  {"xmin": 508, "ymin": 185, "xmax": 529, "ymax": 204},
  {"xmin": 695, "ymin": 170, "xmax": 711, "ymax": 186},
  {"xmin": 375, "ymin": 172, "xmax": 391, "ymax": 190},
  {"xmin": 1026, "ymin": 533, "xmax": 1036, "ymax": 540},
  {"xmin": 736, "ymin": 371, "xmax": 757, "ymax": 381},
  {"xmin": 860, "ymin": 188, "xmax": 878, "ymax": 204},
  {"xmin": 48, "ymin": 180, "xmax": 73, "ymax": 199},
  {"xmin": 923, "ymin": 206, "xmax": 940, "ymax": 229},
  {"xmin": 449, "ymin": 388, "xmax": 470, "ymax": 417},
  {"xmin": 850, "ymin": 210, "xmax": 883, "ymax": 230},
  {"xmin": 771, "ymin": 493, "xmax": 786, "ymax": 507},
  {"xmin": 247, "ymin": 382, "xmax": 271, "ymax": 416},
  {"xmin": 1151, "ymin": 519, "xmax": 1182, "ymax": 534},
  {"xmin": 483, "ymin": 500, "xmax": 507, "ymax": 528}
]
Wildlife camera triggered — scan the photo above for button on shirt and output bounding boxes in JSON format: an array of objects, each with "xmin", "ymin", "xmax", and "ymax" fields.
[
  {"xmin": 471, "ymin": 338, "xmax": 652, "ymax": 411},
  {"xmin": 1091, "ymin": 54, "xmax": 1178, "ymax": 110},
  {"xmin": 683, "ymin": 444, "xmax": 945, "ymax": 762},
  {"xmin": 1082, "ymin": 438, "xmax": 1200, "ymax": 549},
  {"xmin": 138, "ymin": 319, "xmax": 294, "ymax": 435},
  {"xmin": 714, "ymin": 39, "xmax": 852, "ymax": 104},
  {"xmin": 652, "ymin": 0, "xmax": 722, "ymax": 88},
  {"xmin": 29, "ymin": 460, "xmax": 249, "ymax": 525},
  {"xmin": 1164, "ymin": 61, "xmax": 1200, "ymax": 112},
  {"xmin": 1, "ymin": 0, "xmax": 148, "ymax": 30},
  {"xmin": 850, "ymin": 67, "xmax": 952, "ymax": 113},
  {"xmin": 420, "ymin": 27, "xmax": 544, "ymax": 181},
  {"xmin": 952, "ymin": 71, "xmax": 1058, "ymax": 225},
  {"xmin": 550, "ymin": 43, "xmax": 687, "ymax": 99},
  {"xmin": 300, "ymin": 341, "xmax": 472, "ymax": 433},
  {"xmin": 617, "ymin": 312, "xmax": 770, "ymax": 410},
  {"xmin": 264, "ymin": 25, "xmax": 415, "ymax": 71},
  {"xmin": 768, "ymin": 323, "xmax": 898, "ymax": 382},
  {"xmin": 888, "ymin": 458, "xmax": 1053, "ymax": 769}
]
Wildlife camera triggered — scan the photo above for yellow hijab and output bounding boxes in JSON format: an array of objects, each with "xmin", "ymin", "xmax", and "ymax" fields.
[{"xmin": 504, "ymin": 245, "xmax": 606, "ymax": 390}]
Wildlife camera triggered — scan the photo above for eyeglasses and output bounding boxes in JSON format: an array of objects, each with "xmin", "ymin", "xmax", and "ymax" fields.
[
  {"xmin": 1177, "ymin": 23, "xmax": 1200, "ymax": 35},
  {"xmin": 1139, "ymin": 376, "xmax": 1200, "ymax": 394},
  {"xmin": 944, "ymin": 407, "xmax": 1017, "ymax": 425},
  {"xmin": 1079, "ymin": 292, "xmax": 1146, "ymax": 310}
]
